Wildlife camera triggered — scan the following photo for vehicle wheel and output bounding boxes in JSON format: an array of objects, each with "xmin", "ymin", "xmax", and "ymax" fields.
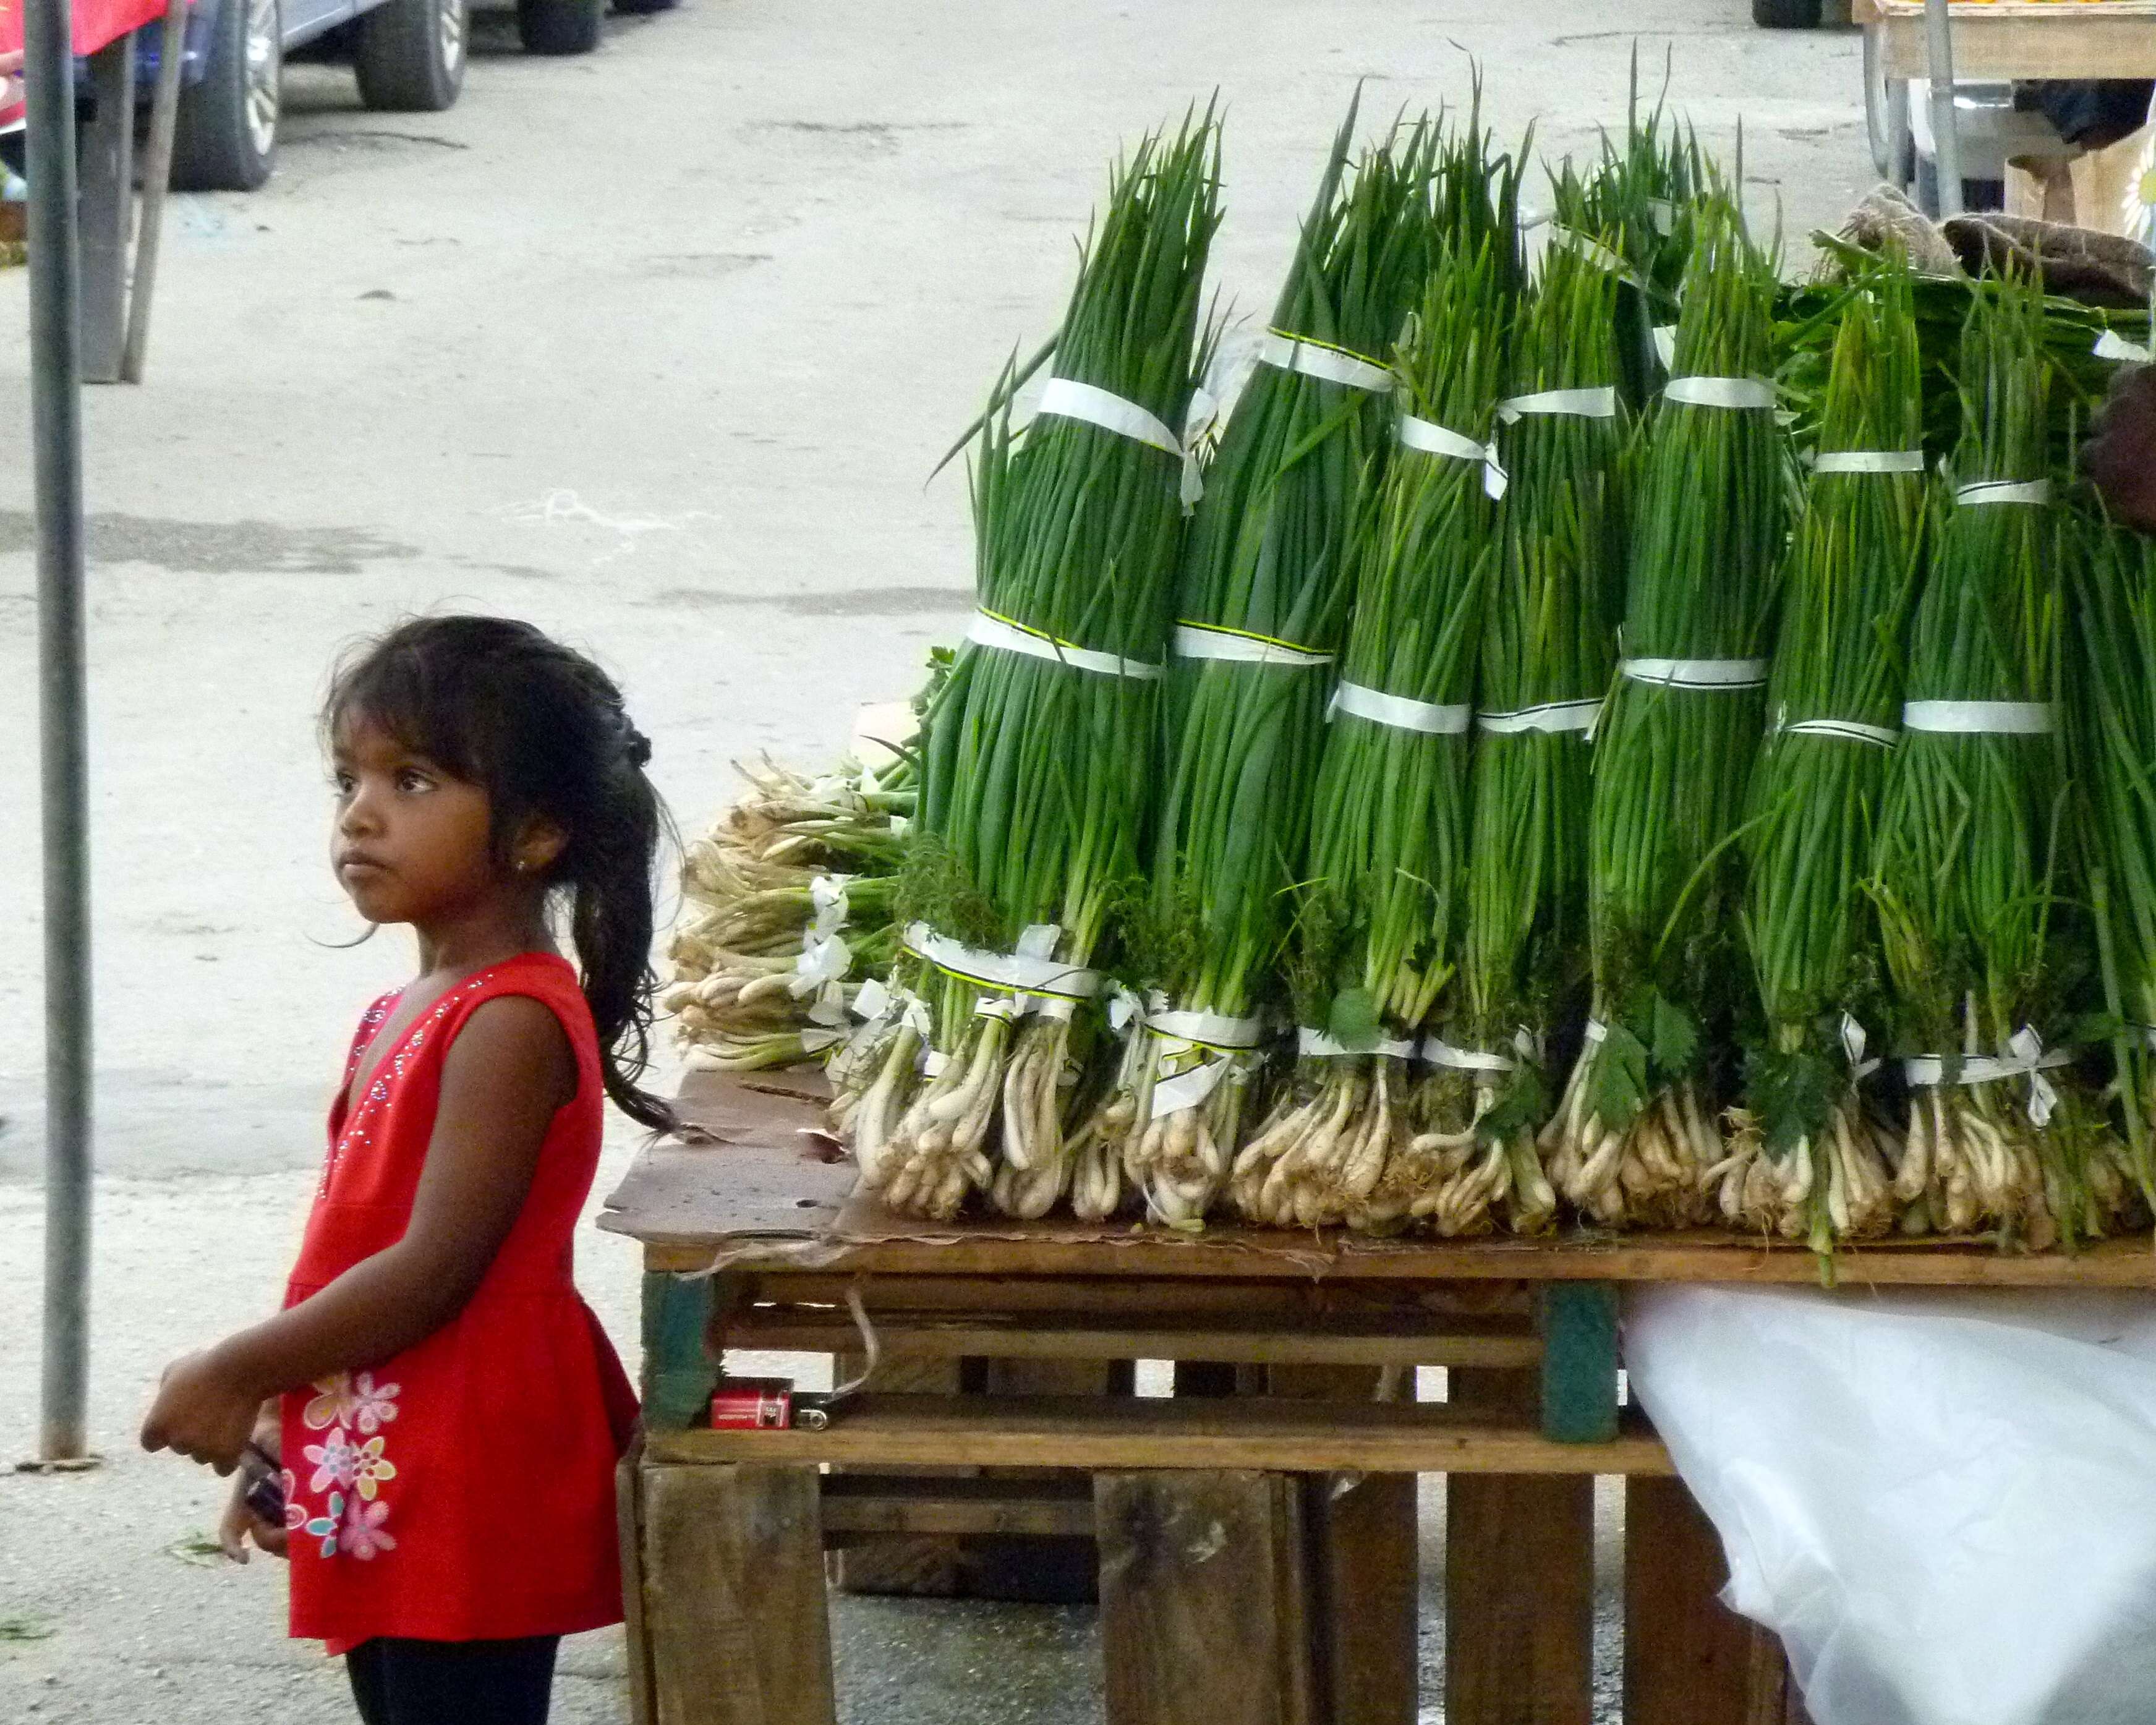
[
  {"xmin": 356, "ymin": 0, "xmax": 467, "ymax": 111},
  {"xmin": 612, "ymin": 0, "xmax": 677, "ymax": 15},
  {"xmin": 171, "ymin": 0, "xmax": 281, "ymax": 192},
  {"xmin": 516, "ymin": 0, "xmax": 601, "ymax": 54},
  {"xmin": 1751, "ymin": 0, "xmax": 1822, "ymax": 25}
]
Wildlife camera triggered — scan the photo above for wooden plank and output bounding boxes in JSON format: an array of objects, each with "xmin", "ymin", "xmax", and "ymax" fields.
[
  {"xmin": 753, "ymin": 1272, "xmax": 1531, "ymax": 1321},
  {"xmin": 1625, "ymin": 1475, "xmax": 1800, "ymax": 1725},
  {"xmin": 971, "ymin": 1356, "xmax": 1118, "ymax": 1604},
  {"xmin": 827, "ymin": 1351, "xmax": 970, "ymax": 1598},
  {"xmin": 616, "ymin": 1446, "xmax": 657, "ymax": 1725},
  {"xmin": 1868, "ymin": 6, "xmax": 2156, "ymax": 79},
  {"xmin": 1446, "ymin": 1369, "xmax": 1595, "ymax": 1725},
  {"xmin": 644, "ymin": 1394, "xmax": 1673, "ymax": 1476},
  {"xmin": 1538, "ymin": 1283, "xmax": 1619, "ymax": 1443},
  {"xmin": 639, "ymin": 1462, "xmax": 835, "ymax": 1725},
  {"xmin": 1097, "ymin": 1471, "xmax": 1315, "ymax": 1725},
  {"xmin": 1306, "ymin": 1471, "xmax": 1419, "ymax": 1725},
  {"xmin": 728, "ymin": 1308, "xmax": 1540, "ymax": 1368},
  {"xmin": 78, "ymin": 38, "xmax": 135, "ymax": 385},
  {"xmin": 819, "ymin": 1473, "xmax": 1095, "ymax": 1541},
  {"xmin": 642, "ymin": 1272, "xmax": 725, "ymax": 1431}
]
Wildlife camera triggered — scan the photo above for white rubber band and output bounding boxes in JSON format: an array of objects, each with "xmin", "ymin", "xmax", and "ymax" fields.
[
  {"xmin": 1956, "ymin": 479, "xmax": 2052, "ymax": 508},
  {"xmin": 1477, "ymin": 697, "xmax": 1603, "ymax": 735},
  {"xmin": 1146, "ymin": 1007, "xmax": 1264, "ymax": 1050},
  {"xmin": 1397, "ymin": 413, "xmax": 1508, "ymax": 499},
  {"xmin": 1779, "ymin": 717, "xmax": 1900, "ymax": 748},
  {"xmin": 1651, "ymin": 325, "xmax": 1677, "ymax": 371},
  {"xmin": 1901, "ymin": 700, "xmax": 2056, "ymax": 736},
  {"xmin": 1258, "ymin": 329, "xmax": 1391, "ymax": 394},
  {"xmin": 1329, "ymin": 679, "xmax": 1471, "ymax": 736},
  {"xmin": 903, "ymin": 922, "xmax": 1102, "ymax": 1005},
  {"xmin": 1810, "ymin": 449, "xmax": 1927, "ymax": 475},
  {"xmin": 1664, "ymin": 375, "xmax": 1776, "ymax": 411},
  {"xmin": 1299, "ymin": 1027, "xmax": 1417, "ymax": 1060},
  {"xmin": 1422, "ymin": 1035, "xmax": 1515, "ymax": 1073},
  {"xmin": 1037, "ymin": 377, "xmax": 1206, "ymax": 508},
  {"xmin": 1173, "ymin": 621, "xmax": 1332, "ymax": 668},
  {"xmin": 1497, "ymin": 386, "xmax": 1619, "ymax": 424},
  {"xmin": 1621, "ymin": 657, "xmax": 1770, "ymax": 691},
  {"xmin": 1903, "ymin": 1031, "xmax": 2074, "ymax": 1127},
  {"xmin": 969, "ymin": 611, "xmax": 1164, "ymax": 682},
  {"xmin": 2095, "ymin": 330, "xmax": 2152, "ymax": 364}
]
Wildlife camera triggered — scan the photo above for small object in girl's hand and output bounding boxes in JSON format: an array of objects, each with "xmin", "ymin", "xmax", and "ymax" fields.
[
  {"xmin": 237, "ymin": 1440, "xmax": 285, "ymax": 1524},
  {"xmin": 707, "ymin": 1378, "xmax": 821, "ymax": 1430}
]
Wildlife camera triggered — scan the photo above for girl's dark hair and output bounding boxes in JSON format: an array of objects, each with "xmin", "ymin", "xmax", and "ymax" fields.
[{"xmin": 325, "ymin": 615, "xmax": 676, "ymax": 1133}]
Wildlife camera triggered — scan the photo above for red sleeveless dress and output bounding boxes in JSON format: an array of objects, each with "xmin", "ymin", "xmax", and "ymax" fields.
[{"xmin": 280, "ymin": 952, "xmax": 637, "ymax": 1653}]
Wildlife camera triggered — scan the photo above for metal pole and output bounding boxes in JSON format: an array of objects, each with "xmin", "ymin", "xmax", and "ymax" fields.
[
  {"xmin": 27, "ymin": 0, "xmax": 95, "ymax": 1463},
  {"xmin": 1924, "ymin": 0, "xmax": 1965, "ymax": 218},
  {"xmin": 122, "ymin": 0, "xmax": 187, "ymax": 382}
]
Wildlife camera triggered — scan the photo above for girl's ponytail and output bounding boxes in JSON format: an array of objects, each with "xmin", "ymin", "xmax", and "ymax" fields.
[{"xmin": 326, "ymin": 616, "xmax": 678, "ymax": 1134}]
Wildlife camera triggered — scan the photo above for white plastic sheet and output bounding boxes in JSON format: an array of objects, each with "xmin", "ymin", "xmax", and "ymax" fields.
[{"xmin": 1626, "ymin": 1283, "xmax": 2156, "ymax": 1725}]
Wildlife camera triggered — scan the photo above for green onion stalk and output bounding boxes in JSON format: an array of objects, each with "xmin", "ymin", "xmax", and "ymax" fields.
[
  {"xmin": 1719, "ymin": 260, "xmax": 1926, "ymax": 1250},
  {"xmin": 2070, "ymin": 514, "xmax": 2156, "ymax": 1225},
  {"xmin": 1229, "ymin": 224, "xmax": 1515, "ymax": 1234},
  {"xmin": 1872, "ymin": 272, "xmax": 2110, "ymax": 1248},
  {"xmin": 670, "ymin": 755, "xmax": 915, "ymax": 1075},
  {"xmin": 1549, "ymin": 194, "xmax": 1786, "ymax": 1227},
  {"xmin": 848, "ymin": 116, "xmax": 1222, "ymax": 1219},
  {"xmin": 1450, "ymin": 223, "xmax": 1631, "ymax": 1237},
  {"xmin": 1073, "ymin": 103, "xmax": 1441, "ymax": 1229}
]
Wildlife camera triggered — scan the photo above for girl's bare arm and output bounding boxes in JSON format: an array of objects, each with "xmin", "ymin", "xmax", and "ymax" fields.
[{"xmin": 140, "ymin": 995, "xmax": 574, "ymax": 1470}]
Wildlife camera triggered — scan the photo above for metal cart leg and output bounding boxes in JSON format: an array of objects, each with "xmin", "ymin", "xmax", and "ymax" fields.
[{"xmin": 79, "ymin": 35, "xmax": 134, "ymax": 384}]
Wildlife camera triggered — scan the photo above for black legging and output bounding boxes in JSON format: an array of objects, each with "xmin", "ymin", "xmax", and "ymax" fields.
[{"xmin": 346, "ymin": 1635, "xmax": 560, "ymax": 1725}]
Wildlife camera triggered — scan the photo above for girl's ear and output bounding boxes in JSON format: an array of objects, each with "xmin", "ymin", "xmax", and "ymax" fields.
[{"xmin": 512, "ymin": 817, "xmax": 569, "ymax": 879}]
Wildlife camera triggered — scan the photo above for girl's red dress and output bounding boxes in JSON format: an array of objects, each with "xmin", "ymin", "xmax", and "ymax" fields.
[{"xmin": 280, "ymin": 951, "xmax": 637, "ymax": 1653}]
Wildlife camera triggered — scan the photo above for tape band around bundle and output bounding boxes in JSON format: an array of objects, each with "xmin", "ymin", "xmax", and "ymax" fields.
[
  {"xmin": 1903, "ymin": 1028, "xmax": 2074, "ymax": 1127},
  {"xmin": 2095, "ymin": 330, "xmax": 2152, "ymax": 364},
  {"xmin": 1174, "ymin": 621, "xmax": 1334, "ymax": 669},
  {"xmin": 1779, "ymin": 717, "xmax": 1900, "ymax": 748},
  {"xmin": 1423, "ymin": 1035, "xmax": 1515, "ymax": 1074},
  {"xmin": 969, "ymin": 609, "xmax": 1164, "ymax": 683},
  {"xmin": 1663, "ymin": 375, "xmax": 1777, "ymax": 412},
  {"xmin": 1036, "ymin": 377, "xmax": 1207, "ymax": 508},
  {"xmin": 1651, "ymin": 325, "xmax": 1677, "ymax": 372},
  {"xmin": 1298, "ymin": 1027, "xmax": 1417, "ymax": 1061},
  {"xmin": 1620, "ymin": 657, "xmax": 1770, "ymax": 691},
  {"xmin": 902, "ymin": 922, "xmax": 1102, "ymax": 1010},
  {"xmin": 1496, "ymin": 386, "xmax": 1619, "ymax": 424},
  {"xmin": 1144, "ymin": 1006, "xmax": 1265, "ymax": 1054},
  {"xmin": 1547, "ymin": 225, "xmax": 1642, "ymax": 288},
  {"xmin": 1397, "ymin": 413, "xmax": 1509, "ymax": 498},
  {"xmin": 1329, "ymin": 679, "xmax": 1472, "ymax": 736},
  {"xmin": 1148, "ymin": 1002, "xmax": 1266, "ymax": 1118},
  {"xmin": 1955, "ymin": 479, "xmax": 2052, "ymax": 508},
  {"xmin": 1810, "ymin": 449, "xmax": 1927, "ymax": 475},
  {"xmin": 1258, "ymin": 328, "xmax": 1392, "ymax": 394},
  {"xmin": 1477, "ymin": 697, "xmax": 1603, "ymax": 735},
  {"xmin": 1901, "ymin": 700, "xmax": 2057, "ymax": 736}
]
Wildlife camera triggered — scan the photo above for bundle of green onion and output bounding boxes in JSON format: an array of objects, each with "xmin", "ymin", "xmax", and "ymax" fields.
[
  {"xmin": 1072, "ymin": 104, "xmax": 1441, "ymax": 1228},
  {"xmin": 1549, "ymin": 194, "xmax": 1785, "ymax": 1227},
  {"xmin": 1449, "ymin": 217, "xmax": 1632, "ymax": 1237},
  {"xmin": 1871, "ymin": 271, "xmax": 2109, "ymax": 1248},
  {"xmin": 2072, "ymin": 515, "xmax": 2156, "ymax": 1220},
  {"xmin": 846, "ymin": 116, "xmax": 1221, "ymax": 1219},
  {"xmin": 1230, "ymin": 208, "xmax": 1517, "ymax": 1233},
  {"xmin": 1721, "ymin": 260, "xmax": 1926, "ymax": 1250}
]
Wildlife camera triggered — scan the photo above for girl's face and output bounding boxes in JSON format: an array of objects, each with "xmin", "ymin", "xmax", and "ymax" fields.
[{"xmin": 329, "ymin": 717, "xmax": 500, "ymax": 927}]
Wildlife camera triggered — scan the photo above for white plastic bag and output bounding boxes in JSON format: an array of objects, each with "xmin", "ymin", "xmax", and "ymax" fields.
[{"xmin": 1625, "ymin": 1282, "xmax": 2156, "ymax": 1725}]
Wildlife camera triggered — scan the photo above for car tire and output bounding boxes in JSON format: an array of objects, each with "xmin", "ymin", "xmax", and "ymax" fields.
[
  {"xmin": 356, "ymin": 0, "xmax": 467, "ymax": 112},
  {"xmin": 1751, "ymin": 0, "xmax": 1822, "ymax": 25},
  {"xmin": 171, "ymin": 0, "xmax": 281, "ymax": 192},
  {"xmin": 516, "ymin": 0, "xmax": 601, "ymax": 54}
]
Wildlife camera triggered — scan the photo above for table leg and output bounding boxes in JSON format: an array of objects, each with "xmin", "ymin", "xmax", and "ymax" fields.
[
  {"xmin": 639, "ymin": 1461, "xmax": 835, "ymax": 1725},
  {"xmin": 641, "ymin": 1271, "xmax": 723, "ymax": 1432},
  {"xmin": 1096, "ymin": 1470, "xmax": 1316, "ymax": 1725},
  {"xmin": 1538, "ymin": 1282, "xmax": 1619, "ymax": 1443},
  {"xmin": 1445, "ymin": 1368, "xmax": 1595, "ymax": 1725},
  {"xmin": 1623, "ymin": 1475, "xmax": 1804, "ymax": 1725},
  {"xmin": 79, "ymin": 36, "xmax": 134, "ymax": 385}
]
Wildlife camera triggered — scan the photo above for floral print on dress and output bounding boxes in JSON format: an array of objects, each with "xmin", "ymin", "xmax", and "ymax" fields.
[
  {"xmin": 341, "ymin": 1495, "xmax": 397, "ymax": 1561},
  {"xmin": 351, "ymin": 1435, "xmax": 396, "ymax": 1501},
  {"xmin": 281, "ymin": 1470, "xmax": 305, "ymax": 1534},
  {"xmin": 302, "ymin": 1374, "xmax": 361, "ymax": 1431},
  {"xmin": 305, "ymin": 1428, "xmax": 361, "ymax": 1494},
  {"xmin": 350, "ymin": 1371, "xmax": 400, "ymax": 1435},
  {"xmin": 305, "ymin": 1491, "xmax": 347, "ymax": 1559}
]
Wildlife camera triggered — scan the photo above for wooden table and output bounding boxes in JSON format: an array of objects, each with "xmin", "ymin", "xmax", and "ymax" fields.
[
  {"xmin": 602, "ymin": 1070, "xmax": 2156, "ymax": 1725},
  {"xmin": 1858, "ymin": 0, "xmax": 2156, "ymax": 80}
]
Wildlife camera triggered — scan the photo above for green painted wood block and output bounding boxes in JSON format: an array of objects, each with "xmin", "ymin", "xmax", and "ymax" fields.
[
  {"xmin": 641, "ymin": 1271, "xmax": 720, "ymax": 1431},
  {"xmin": 1538, "ymin": 1282, "xmax": 1620, "ymax": 1443}
]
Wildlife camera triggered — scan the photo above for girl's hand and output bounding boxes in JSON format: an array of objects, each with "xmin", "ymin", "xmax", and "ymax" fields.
[
  {"xmin": 217, "ymin": 1473, "xmax": 290, "ymax": 1564},
  {"xmin": 140, "ymin": 1348, "xmax": 268, "ymax": 1473}
]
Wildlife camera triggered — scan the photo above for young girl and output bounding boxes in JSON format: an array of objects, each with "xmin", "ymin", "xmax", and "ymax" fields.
[{"xmin": 140, "ymin": 614, "xmax": 672, "ymax": 1725}]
